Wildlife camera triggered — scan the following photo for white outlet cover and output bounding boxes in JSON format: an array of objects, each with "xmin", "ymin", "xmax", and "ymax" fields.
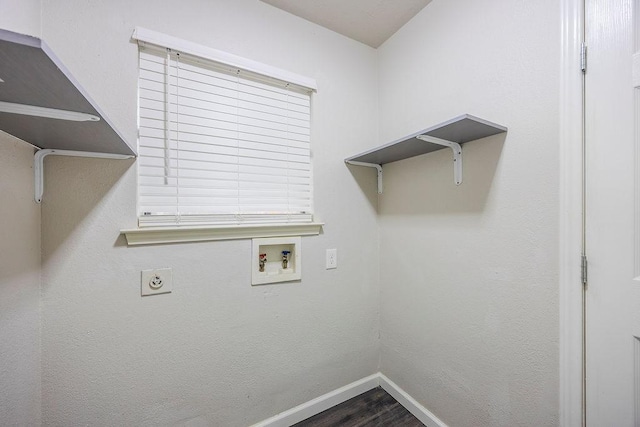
[
  {"xmin": 141, "ymin": 268, "xmax": 172, "ymax": 296},
  {"xmin": 326, "ymin": 249, "xmax": 337, "ymax": 269}
]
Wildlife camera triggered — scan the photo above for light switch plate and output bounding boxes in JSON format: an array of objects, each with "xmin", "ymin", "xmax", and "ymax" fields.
[{"xmin": 141, "ymin": 268, "xmax": 172, "ymax": 296}]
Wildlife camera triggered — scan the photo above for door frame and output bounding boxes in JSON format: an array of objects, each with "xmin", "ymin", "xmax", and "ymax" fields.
[{"xmin": 559, "ymin": 0, "xmax": 585, "ymax": 426}]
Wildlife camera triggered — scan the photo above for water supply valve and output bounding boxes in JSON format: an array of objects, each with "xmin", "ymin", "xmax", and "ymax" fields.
[
  {"xmin": 282, "ymin": 250, "xmax": 291, "ymax": 269},
  {"xmin": 259, "ymin": 253, "xmax": 267, "ymax": 272}
]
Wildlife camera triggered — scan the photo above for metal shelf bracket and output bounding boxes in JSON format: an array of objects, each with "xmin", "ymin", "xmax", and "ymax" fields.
[
  {"xmin": 416, "ymin": 134, "xmax": 463, "ymax": 185},
  {"xmin": 34, "ymin": 149, "xmax": 134, "ymax": 203},
  {"xmin": 345, "ymin": 160, "xmax": 383, "ymax": 194}
]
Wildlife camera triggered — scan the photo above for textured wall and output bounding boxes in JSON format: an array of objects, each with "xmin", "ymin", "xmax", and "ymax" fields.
[
  {"xmin": 376, "ymin": 1, "xmax": 560, "ymax": 426},
  {"xmin": 0, "ymin": 4, "xmax": 43, "ymax": 425},
  {"xmin": 0, "ymin": 0, "xmax": 41, "ymax": 37},
  {"xmin": 2, "ymin": 0, "xmax": 564, "ymax": 425},
  {"xmin": 0, "ymin": 135, "xmax": 42, "ymax": 425},
  {"xmin": 39, "ymin": 1, "xmax": 380, "ymax": 425}
]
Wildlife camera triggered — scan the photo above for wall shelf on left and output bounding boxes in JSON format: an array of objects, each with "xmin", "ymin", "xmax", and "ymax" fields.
[{"xmin": 0, "ymin": 29, "xmax": 136, "ymax": 203}]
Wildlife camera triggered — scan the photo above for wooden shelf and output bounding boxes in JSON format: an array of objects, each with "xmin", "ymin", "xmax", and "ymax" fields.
[
  {"xmin": 345, "ymin": 114, "xmax": 507, "ymax": 192},
  {"xmin": 346, "ymin": 114, "xmax": 506, "ymax": 165},
  {"xmin": 0, "ymin": 29, "xmax": 136, "ymax": 202},
  {"xmin": 0, "ymin": 29, "xmax": 135, "ymax": 156}
]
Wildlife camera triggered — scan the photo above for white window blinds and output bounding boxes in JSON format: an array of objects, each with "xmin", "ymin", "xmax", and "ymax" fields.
[{"xmin": 137, "ymin": 44, "xmax": 313, "ymax": 227}]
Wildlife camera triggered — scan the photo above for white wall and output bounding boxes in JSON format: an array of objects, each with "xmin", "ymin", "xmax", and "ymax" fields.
[
  {"xmin": 0, "ymin": 1, "xmax": 563, "ymax": 425},
  {"xmin": 0, "ymin": 0, "xmax": 41, "ymax": 37},
  {"xmin": 39, "ymin": 1, "xmax": 380, "ymax": 425},
  {"xmin": 1, "ymin": 4, "xmax": 43, "ymax": 425},
  {"xmin": 377, "ymin": 1, "xmax": 560, "ymax": 426},
  {"xmin": 0, "ymin": 134, "xmax": 42, "ymax": 425}
]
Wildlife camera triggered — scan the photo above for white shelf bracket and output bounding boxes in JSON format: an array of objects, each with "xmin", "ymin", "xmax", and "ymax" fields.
[
  {"xmin": 34, "ymin": 149, "xmax": 134, "ymax": 203},
  {"xmin": 416, "ymin": 134, "xmax": 463, "ymax": 185},
  {"xmin": 345, "ymin": 160, "xmax": 383, "ymax": 194}
]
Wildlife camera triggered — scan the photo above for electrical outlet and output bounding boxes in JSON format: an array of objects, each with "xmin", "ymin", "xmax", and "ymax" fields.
[
  {"xmin": 141, "ymin": 268, "xmax": 172, "ymax": 296},
  {"xmin": 326, "ymin": 249, "xmax": 337, "ymax": 269}
]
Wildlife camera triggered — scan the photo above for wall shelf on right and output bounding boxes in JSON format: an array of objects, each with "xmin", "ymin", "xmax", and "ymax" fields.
[{"xmin": 345, "ymin": 114, "xmax": 507, "ymax": 193}]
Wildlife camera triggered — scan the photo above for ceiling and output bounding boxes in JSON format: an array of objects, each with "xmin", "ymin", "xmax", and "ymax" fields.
[{"xmin": 260, "ymin": 0, "xmax": 432, "ymax": 48}]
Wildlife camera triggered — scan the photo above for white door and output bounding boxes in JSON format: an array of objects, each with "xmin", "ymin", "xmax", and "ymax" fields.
[{"xmin": 586, "ymin": 0, "xmax": 640, "ymax": 425}]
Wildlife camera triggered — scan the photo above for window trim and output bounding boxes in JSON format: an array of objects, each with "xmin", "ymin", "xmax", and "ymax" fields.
[
  {"xmin": 129, "ymin": 28, "xmax": 320, "ymax": 244},
  {"xmin": 132, "ymin": 27, "xmax": 318, "ymax": 92},
  {"xmin": 121, "ymin": 222, "xmax": 323, "ymax": 246}
]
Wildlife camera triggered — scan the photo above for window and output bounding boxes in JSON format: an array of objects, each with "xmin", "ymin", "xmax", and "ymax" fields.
[{"xmin": 136, "ymin": 31, "xmax": 315, "ymax": 228}]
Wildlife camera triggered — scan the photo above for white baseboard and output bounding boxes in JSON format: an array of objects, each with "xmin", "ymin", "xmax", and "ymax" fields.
[
  {"xmin": 250, "ymin": 373, "xmax": 380, "ymax": 427},
  {"xmin": 378, "ymin": 373, "xmax": 447, "ymax": 427},
  {"xmin": 250, "ymin": 372, "xmax": 447, "ymax": 427}
]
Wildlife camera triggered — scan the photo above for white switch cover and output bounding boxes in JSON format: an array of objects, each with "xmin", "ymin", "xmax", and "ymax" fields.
[
  {"xmin": 141, "ymin": 268, "xmax": 172, "ymax": 296},
  {"xmin": 326, "ymin": 249, "xmax": 337, "ymax": 269}
]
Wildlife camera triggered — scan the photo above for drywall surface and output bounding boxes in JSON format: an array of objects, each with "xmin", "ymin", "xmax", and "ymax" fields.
[
  {"xmin": 0, "ymin": 135, "xmax": 41, "ymax": 425},
  {"xmin": 39, "ymin": 1, "xmax": 379, "ymax": 426},
  {"xmin": 0, "ymin": 0, "xmax": 41, "ymax": 37},
  {"xmin": 377, "ymin": 1, "xmax": 560, "ymax": 426}
]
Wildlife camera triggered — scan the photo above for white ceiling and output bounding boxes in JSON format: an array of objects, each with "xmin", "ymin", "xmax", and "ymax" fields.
[{"xmin": 260, "ymin": 0, "xmax": 432, "ymax": 48}]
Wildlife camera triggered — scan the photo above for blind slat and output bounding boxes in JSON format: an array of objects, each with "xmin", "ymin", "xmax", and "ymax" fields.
[{"xmin": 138, "ymin": 46, "xmax": 313, "ymax": 225}]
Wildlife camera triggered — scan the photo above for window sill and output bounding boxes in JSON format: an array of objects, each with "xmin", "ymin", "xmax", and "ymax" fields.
[{"xmin": 120, "ymin": 222, "xmax": 324, "ymax": 246}]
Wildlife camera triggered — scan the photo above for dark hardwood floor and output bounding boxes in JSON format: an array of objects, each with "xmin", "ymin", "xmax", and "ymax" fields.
[{"xmin": 292, "ymin": 387, "xmax": 425, "ymax": 427}]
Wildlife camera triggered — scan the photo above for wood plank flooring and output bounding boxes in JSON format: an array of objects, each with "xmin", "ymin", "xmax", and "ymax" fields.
[{"xmin": 292, "ymin": 387, "xmax": 425, "ymax": 427}]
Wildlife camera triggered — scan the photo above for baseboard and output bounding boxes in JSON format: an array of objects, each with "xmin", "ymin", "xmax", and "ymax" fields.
[
  {"xmin": 378, "ymin": 373, "xmax": 447, "ymax": 427},
  {"xmin": 250, "ymin": 373, "xmax": 380, "ymax": 427},
  {"xmin": 251, "ymin": 372, "xmax": 448, "ymax": 427}
]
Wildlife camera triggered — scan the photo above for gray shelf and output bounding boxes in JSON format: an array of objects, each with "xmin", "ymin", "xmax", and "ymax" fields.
[
  {"xmin": 0, "ymin": 29, "xmax": 135, "ymax": 156},
  {"xmin": 345, "ymin": 114, "xmax": 507, "ymax": 192},
  {"xmin": 345, "ymin": 114, "xmax": 506, "ymax": 165}
]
